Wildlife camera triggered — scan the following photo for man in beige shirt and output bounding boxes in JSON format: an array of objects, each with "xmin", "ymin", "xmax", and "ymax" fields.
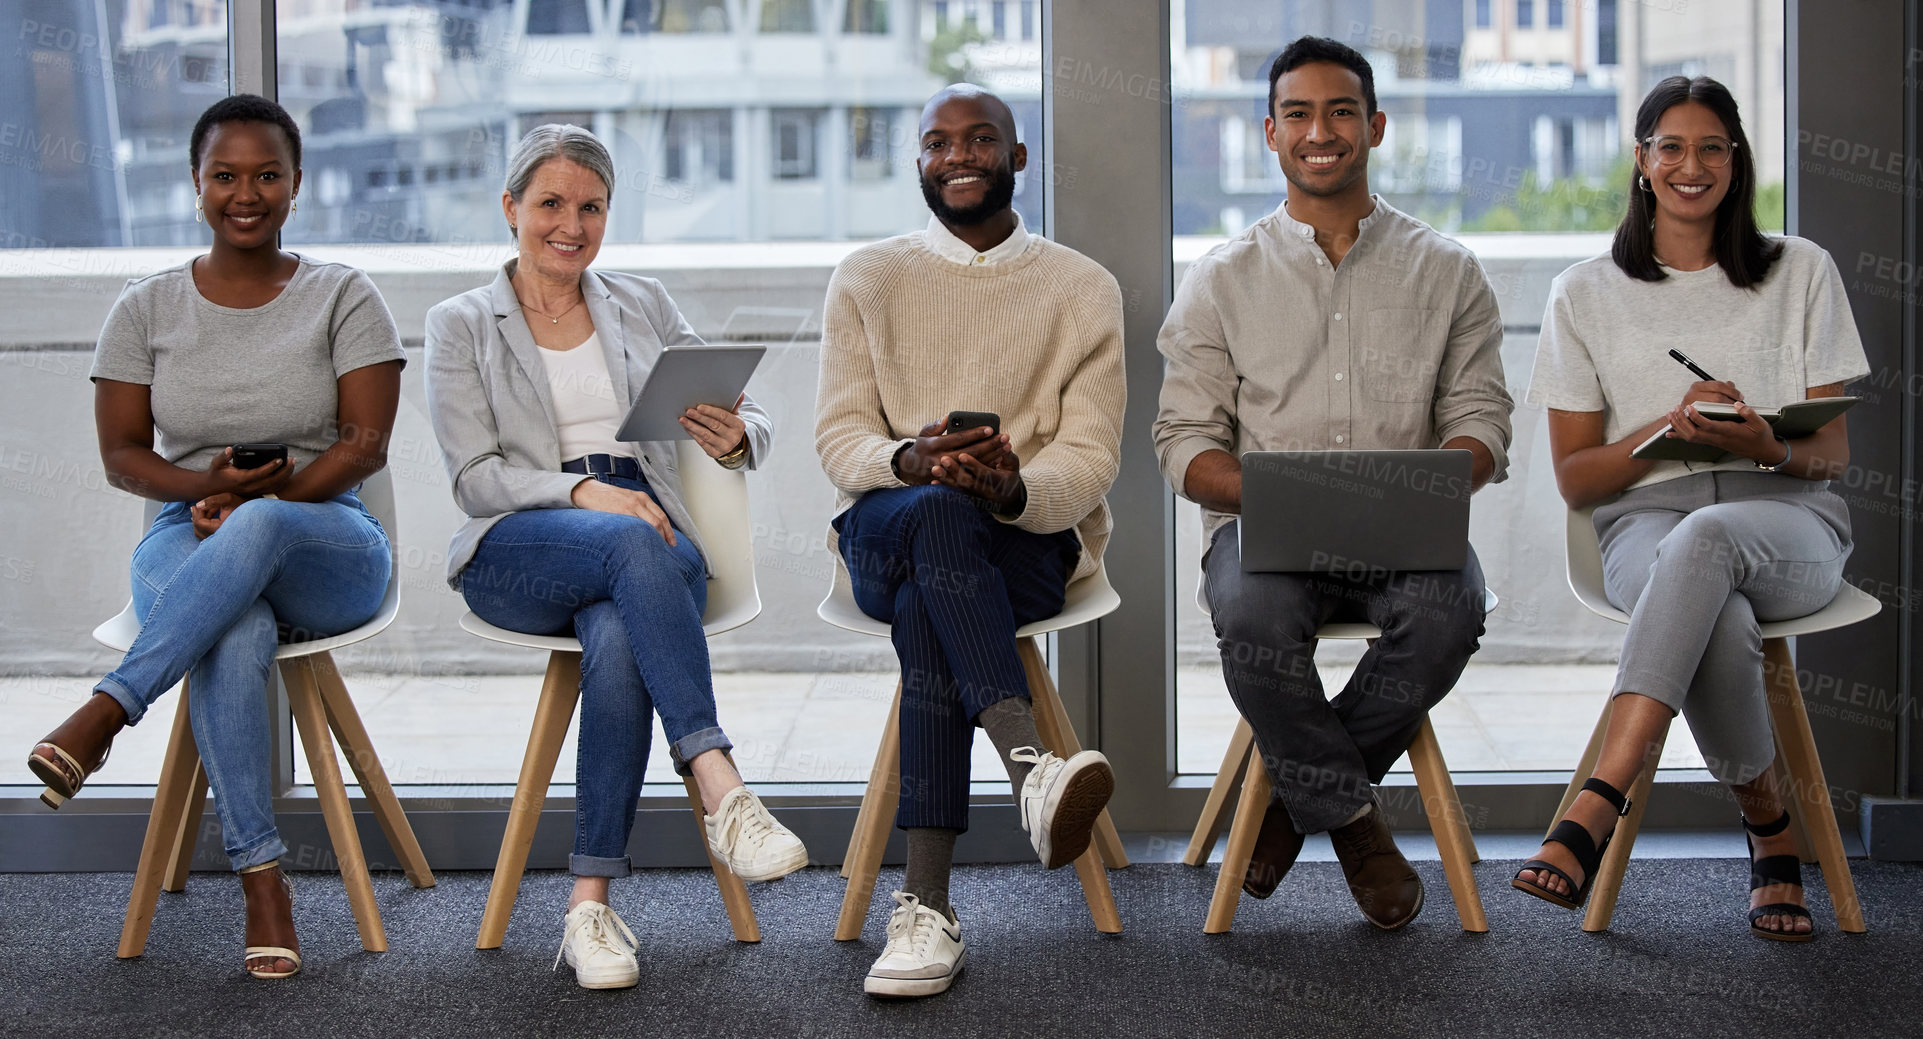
[
  {"xmin": 1153, "ymin": 37, "xmax": 1513, "ymax": 931},
  {"xmin": 815, "ymin": 85, "xmax": 1126, "ymax": 998}
]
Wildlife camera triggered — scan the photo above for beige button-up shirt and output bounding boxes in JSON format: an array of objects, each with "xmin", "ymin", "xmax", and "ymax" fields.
[{"xmin": 1153, "ymin": 197, "xmax": 1513, "ymax": 549}]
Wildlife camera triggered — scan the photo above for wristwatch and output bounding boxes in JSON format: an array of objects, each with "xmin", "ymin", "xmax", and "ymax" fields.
[
  {"xmin": 1755, "ymin": 436, "xmax": 1792, "ymax": 472},
  {"xmin": 716, "ymin": 439, "xmax": 750, "ymax": 470}
]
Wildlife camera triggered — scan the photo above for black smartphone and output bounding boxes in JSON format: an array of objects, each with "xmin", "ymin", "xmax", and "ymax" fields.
[
  {"xmin": 944, "ymin": 411, "xmax": 1001, "ymax": 436},
  {"xmin": 231, "ymin": 443, "xmax": 289, "ymax": 469}
]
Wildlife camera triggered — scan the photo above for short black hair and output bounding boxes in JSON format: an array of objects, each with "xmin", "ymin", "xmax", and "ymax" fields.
[
  {"xmin": 189, "ymin": 94, "xmax": 302, "ymax": 171},
  {"xmin": 1267, "ymin": 36, "xmax": 1377, "ymax": 118}
]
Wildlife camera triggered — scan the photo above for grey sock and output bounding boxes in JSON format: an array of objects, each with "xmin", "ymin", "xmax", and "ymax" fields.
[
  {"xmin": 977, "ymin": 695, "xmax": 1045, "ymax": 793},
  {"xmin": 903, "ymin": 827, "xmax": 960, "ymax": 919}
]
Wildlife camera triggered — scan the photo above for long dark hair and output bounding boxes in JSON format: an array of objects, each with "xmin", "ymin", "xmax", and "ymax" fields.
[{"xmin": 1611, "ymin": 76, "xmax": 1781, "ymax": 288}]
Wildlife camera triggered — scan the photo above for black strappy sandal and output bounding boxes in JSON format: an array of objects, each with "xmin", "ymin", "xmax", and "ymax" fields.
[
  {"xmin": 1745, "ymin": 811, "xmax": 1815, "ymax": 942},
  {"xmin": 1511, "ymin": 776, "xmax": 1632, "ymax": 910}
]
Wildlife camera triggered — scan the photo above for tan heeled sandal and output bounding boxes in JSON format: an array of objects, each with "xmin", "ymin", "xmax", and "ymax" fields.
[
  {"xmin": 28, "ymin": 739, "xmax": 110, "ymax": 810},
  {"xmin": 239, "ymin": 861, "xmax": 302, "ymax": 979}
]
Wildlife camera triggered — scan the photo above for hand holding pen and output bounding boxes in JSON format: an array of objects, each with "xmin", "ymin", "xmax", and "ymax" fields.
[{"xmin": 1667, "ymin": 349, "xmax": 1743, "ymax": 409}]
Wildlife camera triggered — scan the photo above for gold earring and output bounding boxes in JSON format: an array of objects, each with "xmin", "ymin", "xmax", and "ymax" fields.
[
  {"xmin": 291, "ymin": 197, "xmax": 298, "ymax": 213},
  {"xmin": 194, "ymin": 196, "xmax": 203, "ymax": 223}
]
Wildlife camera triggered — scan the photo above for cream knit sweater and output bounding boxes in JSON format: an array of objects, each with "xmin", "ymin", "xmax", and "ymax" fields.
[{"xmin": 814, "ymin": 231, "xmax": 1127, "ymax": 580}]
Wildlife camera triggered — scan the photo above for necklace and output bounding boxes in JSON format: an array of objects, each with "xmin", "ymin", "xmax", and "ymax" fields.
[{"xmin": 520, "ymin": 294, "xmax": 584, "ymax": 325}]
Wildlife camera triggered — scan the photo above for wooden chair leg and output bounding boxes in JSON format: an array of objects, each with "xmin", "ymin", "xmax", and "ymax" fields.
[
  {"xmin": 1580, "ymin": 727, "xmax": 1664, "ymax": 934},
  {"xmin": 835, "ymin": 691, "xmax": 901, "ymax": 941},
  {"xmin": 1762, "ymin": 639, "xmax": 1866, "ymax": 933},
  {"xmin": 162, "ymin": 761, "xmax": 208, "ymax": 893},
  {"xmin": 1768, "ymin": 729, "xmax": 1818, "ymax": 864},
  {"xmin": 478, "ymin": 651, "xmax": 581, "ymax": 949},
  {"xmin": 310, "ymin": 653, "xmax": 435, "ymax": 889},
  {"xmin": 1407, "ymin": 718, "xmax": 1487, "ymax": 932},
  {"xmin": 1427, "ymin": 748, "xmax": 1482, "ymax": 864},
  {"xmin": 119, "ymin": 682, "xmax": 201, "ymax": 959},
  {"xmin": 284, "ymin": 657, "xmax": 386, "ymax": 953},
  {"xmin": 1184, "ymin": 719, "xmax": 1255, "ymax": 867},
  {"xmin": 683, "ymin": 767, "xmax": 761, "ymax": 943},
  {"xmin": 1204, "ymin": 750, "xmax": 1270, "ymax": 934},
  {"xmin": 1019, "ymin": 638, "xmax": 1129, "ymax": 871},
  {"xmin": 841, "ymin": 684, "xmax": 901, "ymax": 881},
  {"xmin": 1552, "ymin": 700, "xmax": 1613, "ymax": 841}
]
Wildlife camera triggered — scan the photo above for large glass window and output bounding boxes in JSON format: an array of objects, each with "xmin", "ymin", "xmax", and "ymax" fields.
[{"xmin": 1169, "ymin": 0, "xmax": 1785, "ymax": 775}]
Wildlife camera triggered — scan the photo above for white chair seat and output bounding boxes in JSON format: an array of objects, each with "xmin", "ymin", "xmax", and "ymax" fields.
[
  {"xmin": 816, "ymin": 555, "xmax": 1122, "ymax": 639},
  {"xmin": 1564, "ymin": 505, "xmax": 1883, "ymax": 636},
  {"xmin": 92, "ymin": 474, "xmax": 403, "ymax": 660}
]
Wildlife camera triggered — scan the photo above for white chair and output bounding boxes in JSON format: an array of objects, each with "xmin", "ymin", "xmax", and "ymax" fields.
[
  {"xmin": 93, "ymin": 469, "xmax": 434, "ymax": 960},
  {"xmin": 820, "ymin": 556, "xmax": 1130, "ymax": 940},
  {"xmin": 1184, "ymin": 581, "xmax": 1493, "ymax": 933},
  {"xmin": 1558, "ymin": 505, "xmax": 1878, "ymax": 933},
  {"xmin": 469, "ymin": 440, "xmax": 764, "ymax": 948}
]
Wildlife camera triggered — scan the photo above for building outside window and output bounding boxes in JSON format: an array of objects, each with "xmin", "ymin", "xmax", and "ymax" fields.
[{"xmin": 771, "ymin": 108, "xmax": 821, "ymax": 180}]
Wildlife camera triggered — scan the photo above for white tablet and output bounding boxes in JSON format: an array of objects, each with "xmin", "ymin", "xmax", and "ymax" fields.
[{"xmin": 616, "ymin": 344, "xmax": 767, "ymax": 442}]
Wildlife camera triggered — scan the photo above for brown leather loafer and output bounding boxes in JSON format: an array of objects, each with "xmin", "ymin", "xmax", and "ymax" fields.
[
  {"xmin": 1242, "ymin": 798, "xmax": 1306, "ymax": 900},
  {"xmin": 1329, "ymin": 808, "xmax": 1424, "ymax": 930}
]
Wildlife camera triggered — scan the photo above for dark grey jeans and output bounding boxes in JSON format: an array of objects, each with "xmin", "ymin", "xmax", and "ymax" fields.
[{"xmin": 1203, "ymin": 521, "xmax": 1486, "ymax": 833}]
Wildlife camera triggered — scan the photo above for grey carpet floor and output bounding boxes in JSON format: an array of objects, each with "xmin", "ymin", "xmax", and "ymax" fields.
[{"xmin": 5, "ymin": 860, "xmax": 1921, "ymax": 1039}]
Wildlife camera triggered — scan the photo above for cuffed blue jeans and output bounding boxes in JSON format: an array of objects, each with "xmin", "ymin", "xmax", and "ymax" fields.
[
  {"xmin": 1204, "ymin": 521, "xmax": 1486, "ymax": 834},
  {"xmin": 460, "ymin": 476, "xmax": 730, "ymax": 878},
  {"xmin": 103, "ymin": 493, "xmax": 389, "ymax": 871},
  {"xmin": 835, "ymin": 484, "xmax": 1079, "ymax": 832}
]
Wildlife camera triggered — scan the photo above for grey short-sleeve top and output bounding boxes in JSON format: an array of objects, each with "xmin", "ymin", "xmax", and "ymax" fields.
[
  {"xmin": 1528, "ymin": 236, "xmax": 1870, "ymax": 490},
  {"xmin": 90, "ymin": 254, "xmax": 406, "ymax": 472}
]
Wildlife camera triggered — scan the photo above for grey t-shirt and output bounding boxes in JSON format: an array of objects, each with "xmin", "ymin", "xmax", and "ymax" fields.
[
  {"xmin": 91, "ymin": 255, "xmax": 406, "ymax": 472},
  {"xmin": 1527, "ymin": 237, "xmax": 1870, "ymax": 490}
]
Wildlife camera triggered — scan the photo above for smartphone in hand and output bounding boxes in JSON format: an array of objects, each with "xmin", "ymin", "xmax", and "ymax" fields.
[
  {"xmin": 231, "ymin": 443, "xmax": 289, "ymax": 469},
  {"xmin": 944, "ymin": 411, "xmax": 1001, "ymax": 436}
]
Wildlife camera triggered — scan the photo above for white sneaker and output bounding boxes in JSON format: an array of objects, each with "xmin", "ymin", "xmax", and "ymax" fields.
[
  {"xmin": 1012, "ymin": 747, "xmax": 1114, "ymax": 869},
  {"xmin": 553, "ymin": 901, "xmax": 639, "ymax": 990},
  {"xmin": 863, "ymin": 892, "xmax": 966, "ymax": 998},
  {"xmin": 705, "ymin": 785, "xmax": 808, "ymax": 882}
]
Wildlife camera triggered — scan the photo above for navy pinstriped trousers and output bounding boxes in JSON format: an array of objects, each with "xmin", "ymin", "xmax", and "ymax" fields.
[{"xmin": 836, "ymin": 485, "xmax": 1080, "ymax": 831}]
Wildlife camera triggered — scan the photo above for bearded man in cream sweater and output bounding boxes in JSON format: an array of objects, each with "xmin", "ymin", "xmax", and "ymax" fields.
[{"xmin": 815, "ymin": 85, "xmax": 1127, "ymax": 999}]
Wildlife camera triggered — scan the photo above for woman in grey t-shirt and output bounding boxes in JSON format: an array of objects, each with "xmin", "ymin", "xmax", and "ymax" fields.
[
  {"xmin": 1517, "ymin": 77, "xmax": 1869, "ymax": 940},
  {"xmin": 24, "ymin": 96, "xmax": 405, "ymax": 978}
]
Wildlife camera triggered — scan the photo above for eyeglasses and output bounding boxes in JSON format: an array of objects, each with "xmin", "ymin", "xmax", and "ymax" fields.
[{"xmin": 1640, "ymin": 135, "xmax": 1738, "ymax": 168}]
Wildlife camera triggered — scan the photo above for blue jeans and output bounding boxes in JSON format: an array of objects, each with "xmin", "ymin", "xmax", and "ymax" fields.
[
  {"xmin": 460, "ymin": 476, "xmax": 730, "ymax": 878},
  {"xmin": 835, "ymin": 485, "xmax": 1080, "ymax": 832},
  {"xmin": 102, "ymin": 493, "xmax": 390, "ymax": 871}
]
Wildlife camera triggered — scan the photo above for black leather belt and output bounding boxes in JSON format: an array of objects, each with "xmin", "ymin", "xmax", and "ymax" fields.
[{"xmin": 562, "ymin": 454, "xmax": 642, "ymax": 482}]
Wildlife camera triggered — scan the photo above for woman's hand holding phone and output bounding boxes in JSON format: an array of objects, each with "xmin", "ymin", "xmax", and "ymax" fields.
[
  {"xmin": 571, "ymin": 478, "xmax": 677, "ymax": 545},
  {"xmin": 202, "ymin": 446, "xmax": 295, "ymax": 501}
]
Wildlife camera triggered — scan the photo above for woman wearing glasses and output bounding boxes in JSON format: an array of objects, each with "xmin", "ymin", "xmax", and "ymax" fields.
[{"xmin": 1519, "ymin": 76, "xmax": 1868, "ymax": 940}]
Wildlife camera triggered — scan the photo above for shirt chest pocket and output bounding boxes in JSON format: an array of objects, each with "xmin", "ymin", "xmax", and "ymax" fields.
[{"xmin": 1361, "ymin": 308, "xmax": 1443, "ymax": 404}]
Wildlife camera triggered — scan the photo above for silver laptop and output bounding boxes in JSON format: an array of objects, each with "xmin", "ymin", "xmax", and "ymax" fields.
[{"xmin": 1239, "ymin": 450, "xmax": 1473, "ymax": 573}]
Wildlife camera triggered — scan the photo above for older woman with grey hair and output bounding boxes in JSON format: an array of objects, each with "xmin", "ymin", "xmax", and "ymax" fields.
[{"xmin": 424, "ymin": 124, "xmax": 805, "ymax": 990}]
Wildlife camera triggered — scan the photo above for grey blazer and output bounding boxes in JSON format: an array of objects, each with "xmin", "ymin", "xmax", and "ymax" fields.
[{"xmin": 424, "ymin": 262, "xmax": 773, "ymax": 590}]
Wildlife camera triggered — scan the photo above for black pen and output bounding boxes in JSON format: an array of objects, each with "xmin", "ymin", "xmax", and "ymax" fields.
[{"xmin": 1668, "ymin": 348, "xmax": 1716, "ymax": 382}]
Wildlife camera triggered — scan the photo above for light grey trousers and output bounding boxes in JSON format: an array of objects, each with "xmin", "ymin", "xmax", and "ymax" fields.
[{"xmin": 1596, "ymin": 471, "xmax": 1852, "ymax": 787}]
